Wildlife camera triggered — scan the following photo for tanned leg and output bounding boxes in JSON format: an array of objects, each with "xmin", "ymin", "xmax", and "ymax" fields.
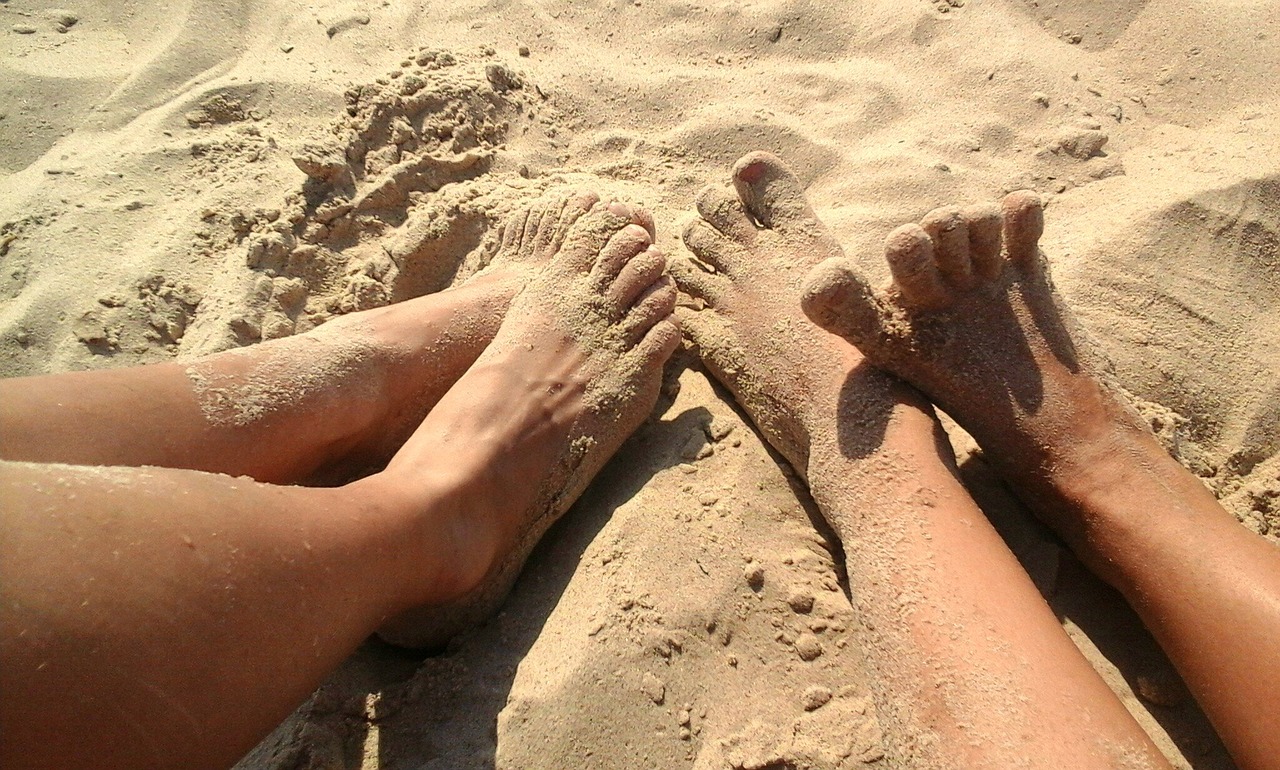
[
  {"xmin": 672, "ymin": 153, "xmax": 1171, "ymax": 769},
  {"xmin": 0, "ymin": 199, "xmax": 679, "ymax": 770},
  {"xmin": 803, "ymin": 189, "xmax": 1280, "ymax": 770},
  {"xmin": 0, "ymin": 193, "xmax": 623, "ymax": 484}
]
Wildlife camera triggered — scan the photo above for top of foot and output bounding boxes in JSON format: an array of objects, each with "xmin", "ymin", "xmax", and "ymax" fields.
[
  {"xmin": 671, "ymin": 152, "xmax": 915, "ymax": 475},
  {"xmin": 800, "ymin": 191, "xmax": 1148, "ymax": 493},
  {"xmin": 377, "ymin": 197, "xmax": 680, "ymax": 648}
]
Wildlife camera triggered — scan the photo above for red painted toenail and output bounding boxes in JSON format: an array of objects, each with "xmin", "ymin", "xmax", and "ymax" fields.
[{"xmin": 736, "ymin": 161, "xmax": 767, "ymax": 184}]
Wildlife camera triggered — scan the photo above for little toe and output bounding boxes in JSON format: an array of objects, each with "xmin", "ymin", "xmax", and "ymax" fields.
[
  {"xmin": 1002, "ymin": 190, "xmax": 1046, "ymax": 270},
  {"xmin": 963, "ymin": 202, "xmax": 1004, "ymax": 281},
  {"xmin": 800, "ymin": 257, "xmax": 886, "ymax": 348},
  {"xmin": 669, "ymin": 256, "xmax": 727, "ymax": 303},
  {"xmin": 608, "ymin": 246, "xmax": 668, "ymax": 310},
  {"xmin": 591, "ymin": 224, "xmax": 655, "ymax": 293},
  {"xmin": 695, "ymin": 184, "xmax": 758, "ymax": 243},
  {"xmin": 884, "ymin": 224, "xmax": 952, "ymax": 310},
  {"xmin": 921, "ymin": 206, "xmax": 975, "ymax": 290},
  {"xmin": 730, "ymin": 151, "xmax": 818, "ymax": 233},
  {"xmin": 682, "ymin": 218, "xmax": 738, "ymax": 275},
  {"xmin": 620, "ymin": 275, "xmax": 678, "ymax": 345},
  {"xmin": 606, "ymin": 200, "xmax": 656, "ymax": 239}
]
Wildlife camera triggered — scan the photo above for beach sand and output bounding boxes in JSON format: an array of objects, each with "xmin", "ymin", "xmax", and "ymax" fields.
[{"xmin": 2, "ymin": 0, "xmax": 1277, "ymax": 767}]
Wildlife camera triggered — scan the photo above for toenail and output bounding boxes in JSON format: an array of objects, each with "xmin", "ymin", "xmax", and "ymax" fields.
[
  {"xmin": 735, "ymin": 161, "xmax": 767, "ymax": 184},
  {"xmin": 607, "ymin": 201, "xmax": 632, "ymax": 218},
  {"xmin": 624, "ymin": 224, "xmax": 653, "ymax": 242}
]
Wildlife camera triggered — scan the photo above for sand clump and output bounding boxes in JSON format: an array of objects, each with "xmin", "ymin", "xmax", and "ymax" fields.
[{"xmin": 3, "ymin": 0, "xmax": 1279, "ymax": 768}]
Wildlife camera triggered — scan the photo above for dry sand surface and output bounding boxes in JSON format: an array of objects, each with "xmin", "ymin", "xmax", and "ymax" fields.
[{"xmin": 2, "ymin": 0, "xmax": 1279, "ymax": 767}]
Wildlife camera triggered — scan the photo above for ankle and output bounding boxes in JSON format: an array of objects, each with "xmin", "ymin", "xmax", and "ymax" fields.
[
  {"xmin": 1015, "ymin": 419, "xmax": 1200, "ymax": 590},
  {"xmin": 355, "ymin": 459, "xmax": 507, "ymax": 611}
]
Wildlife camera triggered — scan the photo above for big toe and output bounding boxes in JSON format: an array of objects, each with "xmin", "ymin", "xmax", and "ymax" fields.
[
  {"xmin": 559, "ymin": 200, "xmax": 653, "ymax": 274},
  {"xmin": 592, "ymin": 223, "xmax": 655, "ymax": 295},
  {"xmin": 730, "ymin": 151, "xmax": 819, "ymax": 233},
  {"xmin": 800, "ymin": 258, "xmax": 885, "ymax": 347}
]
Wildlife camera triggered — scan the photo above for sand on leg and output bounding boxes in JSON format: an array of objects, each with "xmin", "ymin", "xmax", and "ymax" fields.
[
  {"xmin": 803, "ymin": 190, "xmax": 1280, "ymax": 770},
  {"xmin": 377, "ymin": 199, "xmax": 679, "ymax": 647},
  {"xmin": 0, "ymin": 192, "xmax": 610, "ymax": 485},
  {"xmin": 672, "ymin": 152, "xmax": 1171, "ymax": 769},
  {"xmin": 0, "ymin": 200, "xmax": 678, "ymax": 770}
]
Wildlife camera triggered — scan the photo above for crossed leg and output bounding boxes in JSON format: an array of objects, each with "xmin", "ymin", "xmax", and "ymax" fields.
[
  {"xmin": 803, "ymin": 185, "xmax": 1280, "ymax": 770},
  {"xmin": 0, "ymin": 196, "xmax": 679, "ymax": 770},
  {"xmin": 672, "ymin": 153, "xmax": 1172, "ymax": 768},
  {"xmin": 0, "ymin": 192, "xmax": 618, "ymax": 485}
]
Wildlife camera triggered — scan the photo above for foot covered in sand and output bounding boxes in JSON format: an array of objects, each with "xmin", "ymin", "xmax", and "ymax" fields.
[
  {"xmin": 376, "ymin": 197, "xmax": 680, "ymax": 649},
  {"xmin": 671, "ymin": 152, "xmax": 911, "ymax": 475},
  {"xmin": 301, "ymin": 191, "xmax": 607, "ymax": 478},
  {"xmin": 800, "ymin": 192, "xmax": 1152, "ymax": 554}
]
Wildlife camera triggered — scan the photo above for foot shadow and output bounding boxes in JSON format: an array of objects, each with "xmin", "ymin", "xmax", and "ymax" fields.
[
  {"xmin": 695, "ymin": 360, "xmax": 852, "ymax": 603},
  {"xmin": 369, "ymin": 366, "xmax": 707, "ymax": 769},
  {"xmin": 238, "ymin": 359, "xmax": 705, "ymax": 770},
  {"xmin": 954, "ymin": 449, "xmax": 1237, "ymax": 770}
]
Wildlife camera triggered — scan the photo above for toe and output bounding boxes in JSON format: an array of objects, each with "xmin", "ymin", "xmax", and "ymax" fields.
[
  {"xmin": 519, "ymin": 204, "xmax": 549, "ymax": 260},
  {"xmin": 682, "ymin": 218, "xmax": 738, "ymax": 275},
  {"xmin": 547, "ymin": 190, "xmax": 601, "ymax": 254},
  {"xmin": 730, "ymin": 151, "xmax": 818, "ymax": 233},
  {"xmin": 631, "ymin": 314, "xmax": 682, "ymax": 370},
  {"xmin": 620, "ymin": 275, "xmax": 678, "ymax": 345},
  {"xmin": 559, "ymin": 201, "xmax": 643, "ymax": 272},
  {"xmin": 531, "ymin": 197, "xmax": 563, "ymax": 253},
  {"xmin": 921, "ymin": 206, "xmax": 975, "ymax": 290},
  {"xmin": 608, "ymin": 246, "xmax": 667, "ymax": 310},
  {"xmin": 669, "ymin": 256, "xmax": 727, "ymax": 303},
  {"xmin": 695, "ymin": 184, "xmax": 758, "ymax": 243},
  {"xmin": 500, "ymin": 207, "xmax": 533, "ymax": 254},
  {"xmin": 605, "ymin": 200, "xmax": 656, "ymax": 239},
  {"xmin": 884, "ymin": 224, "xmax": 952, "ymax": 310},
  {"xmin": 591, "ymin": 224, "xmax": 654, "ymax": 293},
  {"xmin": 801, "ymin": 258, "xmax": 886, "ymax": 347},
  {"xmin": 963, "ymin": 202, "xmax": 1004, "ymax": 281},
  {"xmin": 1002, "ymin": 190, "xmax": 1045, "ymax": 270}
]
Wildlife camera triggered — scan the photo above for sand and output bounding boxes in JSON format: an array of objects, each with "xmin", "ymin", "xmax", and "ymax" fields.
[{"xmin": 2, "ymin": 0, "xmax": 1277, "ymax": 767}]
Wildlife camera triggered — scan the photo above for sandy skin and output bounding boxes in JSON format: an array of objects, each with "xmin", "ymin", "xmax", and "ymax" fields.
[
  {"xmin": 0, "ymin": 194, "xmax": 679, "ymax": 770},
  {"xmin": 801, "ymin": 184, "xmax": 1280, "ymax": 770},
  {"xmin": 672, "ymin": 152, "xmax": 1172, "ymax": 768},
  {"xmin": 0, "ymin": 191, "xmax": 610, "ymax": 486}
]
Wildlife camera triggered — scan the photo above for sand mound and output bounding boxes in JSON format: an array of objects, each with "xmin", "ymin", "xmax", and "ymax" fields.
[{"xmin": 3, "ymin": 0, "xmax": 1277, "ymax": 767}]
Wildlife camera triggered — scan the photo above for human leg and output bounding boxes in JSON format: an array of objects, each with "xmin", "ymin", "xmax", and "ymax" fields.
[
  {"xmin": 0, "ymin": 199, "xmax": 679, "ymax": 770},
  {"xmin": 671, "ymin": 153, "xmax": 1169, "ymax": 768},
  {"xmin": 803, "ymin": 190, "xmax": 1280, "ymax": 770},
  {"xmin": 0, "ymin": 192, "xmax": 616, "ymax": 485}
]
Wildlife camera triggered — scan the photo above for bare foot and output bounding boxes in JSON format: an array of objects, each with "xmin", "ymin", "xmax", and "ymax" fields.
[
  {"xmin": 672, "ymin": 158, "xmax": 1183, "ymax": 769},
  {"xmin": 671, "ymin": 152, "xmax": 935, "ymax": 479},
  {"xmin": 800, "ymin": 192, "xmax": 1162, "ymax": 574},
  {"xmin": 375, "ymin": 200, "xmax": 680, "ymax": 648},
  {"xmin": 304, "ymin": 191, "xmax": 610, "ymax": 478}
]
